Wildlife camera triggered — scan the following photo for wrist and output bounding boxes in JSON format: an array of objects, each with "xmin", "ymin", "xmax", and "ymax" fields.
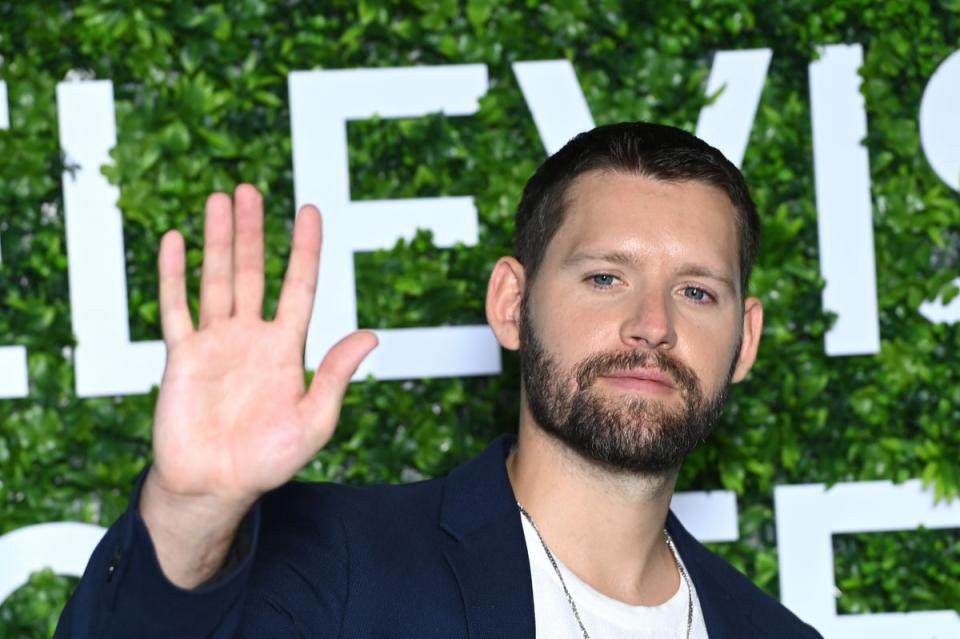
[
  {"xmin": 143, "ymin": 465, "xmax": 258, "ymax": 515},
  {"xmin": 139, "ymin": 467, "xmax": 256, "ymax": 588}
]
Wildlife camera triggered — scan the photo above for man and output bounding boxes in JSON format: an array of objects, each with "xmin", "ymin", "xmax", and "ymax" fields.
[{"xmin": 55, "ymin": 122, "xmax": 822, "ymax": 638}]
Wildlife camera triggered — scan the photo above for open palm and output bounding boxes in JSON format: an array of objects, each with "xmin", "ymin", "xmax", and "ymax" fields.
[{"xmin": 149, "ymin": 185, "xmax": 377, "ymax": 508}]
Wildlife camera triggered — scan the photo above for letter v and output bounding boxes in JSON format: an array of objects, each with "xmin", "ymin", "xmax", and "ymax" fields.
[{"xmin": 512, "ymin": 50, "xmax": 772, "ymax": 168}]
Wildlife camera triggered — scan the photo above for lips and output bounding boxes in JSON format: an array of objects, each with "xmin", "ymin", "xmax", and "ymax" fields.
[
  {"xmin": 603, "ymin": 368, "xmax": 676, "ymax": 388},
  {"xmin": 596, "ymin": 368, "xmax": 678, "ymax": 399}
]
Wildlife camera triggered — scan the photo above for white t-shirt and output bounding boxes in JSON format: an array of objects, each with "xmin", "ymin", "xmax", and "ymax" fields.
[{"xmin": 521, "ymin": 515, "xmax": 709, "ymax": 638}]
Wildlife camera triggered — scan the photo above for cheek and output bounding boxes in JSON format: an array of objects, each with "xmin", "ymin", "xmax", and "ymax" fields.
[
  {"xmin": 528, "ymin": 291, "xmax": 613, "ymax": 364},
  {"xmin": 677, "ymin": 315, "xmax": 740, "ymax": 382}
]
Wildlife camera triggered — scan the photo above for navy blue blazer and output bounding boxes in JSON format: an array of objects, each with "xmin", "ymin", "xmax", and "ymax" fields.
[{"xmin": 56, "ymin": 435, "xmax": 822, "ymax": 638}]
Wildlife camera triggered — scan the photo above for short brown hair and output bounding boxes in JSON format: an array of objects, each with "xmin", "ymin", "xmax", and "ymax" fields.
[{"xmin": 513, "ymin": 122, "xmax": 760, "ymax": 295}]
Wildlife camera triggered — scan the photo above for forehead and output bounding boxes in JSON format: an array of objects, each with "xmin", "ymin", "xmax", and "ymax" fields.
[{"xmin": 545, "ymin": 170, "xmax": 740, "ymax": 276}]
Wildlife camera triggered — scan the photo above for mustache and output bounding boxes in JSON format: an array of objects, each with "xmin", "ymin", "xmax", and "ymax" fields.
[{"xmin": 574, "ymin": 349, "xmax": 700, "ymax": 395}]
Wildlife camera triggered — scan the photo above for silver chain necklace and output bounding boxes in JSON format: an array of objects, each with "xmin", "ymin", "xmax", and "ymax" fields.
[{"xmin": 518, "ymin": 502, "xmax": 694, "ymax": 639}]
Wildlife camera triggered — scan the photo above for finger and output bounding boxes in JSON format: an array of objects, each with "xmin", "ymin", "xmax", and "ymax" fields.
[
  {"xmin": 275, "ymin": 205, "xmax": 322, "ymax": 334},
  {"xmin": 301, "ymin": 330, "xmax": 379, "ymax": 445},
  {"xmin": 158, "ymin": 230, "xmax": 194, "ymax": 346},
  {"xmin": 199, "ymin": 193, "xmax": 235, "ymax": 328},
  {"xmin": 232, "ymin": 184, "xmax": 265, "ymax": 318}
]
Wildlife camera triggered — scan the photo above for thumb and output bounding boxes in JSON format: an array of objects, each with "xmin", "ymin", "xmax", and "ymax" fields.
[{"xmin": 301, "ymin": 330, "xmax": 379, "ymax": 440}]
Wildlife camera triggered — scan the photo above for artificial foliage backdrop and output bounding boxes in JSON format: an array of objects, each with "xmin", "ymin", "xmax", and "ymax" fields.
[{"xmin": 1, "ymin": 1, "xmax": 959, "ymax": 636}]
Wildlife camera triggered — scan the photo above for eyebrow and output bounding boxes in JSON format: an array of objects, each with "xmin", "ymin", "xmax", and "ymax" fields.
[
  {"xmin": 561, "ymin": 250, "xmax": 638, "ymax": 269},
  {"xmin": 561, "ymin": 251, "xmax": 738, "ymax": 295}
]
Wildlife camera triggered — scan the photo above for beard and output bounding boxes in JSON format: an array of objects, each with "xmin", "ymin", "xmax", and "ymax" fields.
[{"xmin": 518, "ymin": 301, "xmax": 737, "ymax": 475}]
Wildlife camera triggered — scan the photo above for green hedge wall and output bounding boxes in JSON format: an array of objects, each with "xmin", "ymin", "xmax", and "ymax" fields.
[{"xmin": 1, "ymin": 1, "xmax": 959, "ymax": 636}]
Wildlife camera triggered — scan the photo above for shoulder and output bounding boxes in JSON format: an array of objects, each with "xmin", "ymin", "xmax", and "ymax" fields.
[
  {"xmin": 263, "ymin": 474, "xmax": 446, "ymax": 525},
  {"xmin": 667, "ymin": 512, "xmax": 823, "ymax": 638},
  {"xmin": 256, "ymin": 474, "xmax": 448, "ymax": 557},
  {"xmin": 258, "ymin": 434, "xmax": 517, "ymax": 538},
  {"xmin": 254, "ymin": 473, "xmax": 460, "ymax": 576},
  {"xmin": 243, "ymin": 475, "xmax": 454, "ymax": 629}
]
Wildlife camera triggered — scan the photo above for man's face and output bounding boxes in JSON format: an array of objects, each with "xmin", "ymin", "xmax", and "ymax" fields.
[{"xmin": 518, "ymin": 170, "xmax": 747, "ymax": 473}]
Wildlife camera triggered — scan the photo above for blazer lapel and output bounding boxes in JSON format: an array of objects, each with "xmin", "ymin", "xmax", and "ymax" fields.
[
  {"xmin": 666, "ymin": 511, "xmax": 761, "ymax": 639},
  {"xmin": 437, "ymin": 437, "xmax": 767, "ymax": 639},
  {"xmin": 438, "ymin": 435, "xmax": 536, "ymax": 639}
]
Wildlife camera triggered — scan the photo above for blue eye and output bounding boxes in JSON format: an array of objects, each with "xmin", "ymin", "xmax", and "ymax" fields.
[
  {"xmin": 683, "ymin": 286, "xmax": 712, "ymax": 303},
  {"xmin": 590, "ymin": 274, "xmax": 618, "ymax": 287}
]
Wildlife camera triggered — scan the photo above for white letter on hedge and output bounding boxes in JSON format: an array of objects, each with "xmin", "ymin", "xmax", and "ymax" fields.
[
  {"xmin": 0, "ymin": 80, "xmax": 29, "ymax": 399},
  {"xmin": 670, "ymin": 490, "xmax": 739, "ymax": 543},
  {"xmin": 919, "ymin": 284, "xmax": 960, "ymax": 325},
  {"xmin": 0, "ymin": 522, "xmax": 106, "ymax": 605},
  {"xmin": 917, "ymin": 50, "xmax": 960, "ymax": 325},
  {"xmin": 809, "ymin": 44, "xmax": 881, "ymax": 356},
  {"xmin": 514, "ymin": 50, "xmax": 771, "ymax": 166},
  {"xmin": 920, "ymin": 49, "xmax": 960, "ymax": 192},
  {"xmin": 57, "ymin": 81, "xmax": 165, "ymax": 397},
  {"xmin": 289, "ymin": 65, "xmax": 500, "ymax": 380},
  {"xmin": 513, "ymin": 60, "xmax": 596, "ymax": 154},
  {"xmin": 695, "ymin": 49, "xmax": 772, "ymax": 168},
  {"xmin": 775, "ymin": 480, "xmax": 960, "ymax": 638},
  {"xmin": 0, "ymin": 80, "xmax": 8, "ymax": 129}
]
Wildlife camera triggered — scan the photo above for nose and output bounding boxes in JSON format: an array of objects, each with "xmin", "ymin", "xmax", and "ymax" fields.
[{"xmin": 619, "ymin": 288, "xmax": 677, "ymax": 350}]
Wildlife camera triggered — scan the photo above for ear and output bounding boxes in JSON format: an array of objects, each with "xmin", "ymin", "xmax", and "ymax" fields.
[
  {"xmin": 730, "ymin": 296, "xmax": 763, "ymax": 383},
  {"xmin": 485, "ymin": 257, "xmax": 526, "ymax": 351}
]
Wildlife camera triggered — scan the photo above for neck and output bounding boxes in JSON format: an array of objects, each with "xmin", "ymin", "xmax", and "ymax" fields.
[{"xmin": 508, "ymin": 412, "xmax": 682, "ymax": 605}]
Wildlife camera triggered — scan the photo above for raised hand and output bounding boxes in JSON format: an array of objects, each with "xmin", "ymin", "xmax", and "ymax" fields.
[{"xmin": 140, "ymin": 185, "xmax": 377, "ymax": 587}]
